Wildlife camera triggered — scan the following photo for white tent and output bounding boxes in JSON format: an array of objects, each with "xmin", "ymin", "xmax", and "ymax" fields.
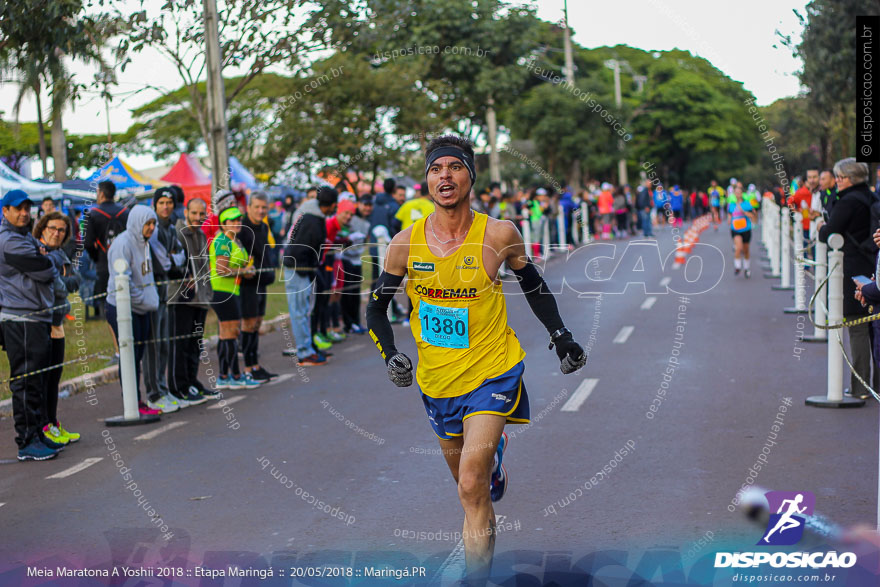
[{"xmin": 0, "ymin": 160, "xmax": 62, "ymax": 200}]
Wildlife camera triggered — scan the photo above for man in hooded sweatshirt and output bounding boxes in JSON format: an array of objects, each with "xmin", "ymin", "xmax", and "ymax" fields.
[
  {"xmin": 0, "ymin": 189, "xmax": 60, "ymax": 461},
  {"xmin": 106, "ymin": 205, "xmax": 161, "ymax": 416},
  {"xmin": 144, "ymin": 187, "xmax": 187, "ymax": 413},
  {"xmin": 281, "ymin": 187, "xmax": 337, "ymax": 365}
]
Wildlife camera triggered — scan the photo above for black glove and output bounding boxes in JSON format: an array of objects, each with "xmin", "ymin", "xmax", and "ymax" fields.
[
  {"xmin": 386, "ymin": 352, "xmax": 413, "ymax": 387},
  {"xmin": 551, "ymin": 332, "xmax": 587, "ymax": 374}
]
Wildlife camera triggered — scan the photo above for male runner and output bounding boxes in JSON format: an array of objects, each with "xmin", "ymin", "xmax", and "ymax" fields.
[{"xmin": 366, "ymin": 135, "xmax": 587, "ymax": 585}]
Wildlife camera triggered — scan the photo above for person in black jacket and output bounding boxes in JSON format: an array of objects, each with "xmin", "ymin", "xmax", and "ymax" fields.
[
  {"xmin": 0, "ymin": 190, "xmax": 59, "ymax": 461},
  {"xmin": 281, "ymin": 187, "xmax": 338, "ymax": 365},
  {"xmin": 83, "ymin": 180, "xmax": 129, "ymax": 315},
  {"xmin": 818, "ymin": 158, "xmax": 878, "ymax": 399},
  {"xmin": 238, "ymin": 191, "xmax": 278, "ymax": 381}
]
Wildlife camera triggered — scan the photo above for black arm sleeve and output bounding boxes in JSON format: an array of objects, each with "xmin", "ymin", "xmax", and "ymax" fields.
[
  {"xmin": 366, "ymin": 271, "xmax": 405, "ymax": 363},
  {"xmin": 5, "ymin": 251, "xmax": 54, "ymax": 274},
  {"xmin": 512, "ymin": 260, "xmax": 564, "ymax": 335}
]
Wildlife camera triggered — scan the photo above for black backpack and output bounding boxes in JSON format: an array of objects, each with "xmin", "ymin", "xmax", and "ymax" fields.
[{"xmin": 845, "ymin": 190, "xmax": 880, "ymax": 262}]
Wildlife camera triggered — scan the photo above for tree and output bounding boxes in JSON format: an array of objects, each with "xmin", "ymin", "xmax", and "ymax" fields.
[
  {"xmin": 0, "ymin": 0, "xmax": 123, "ymax": 179},
  {"xmin": 628, "ymin": 50, "xmax": 761, "ymax": 187},
  {"xmin": 126, "ymin": 73, "xmax": 291, "ymax": 170},
  {"xmin": 778, "ymin": 0, "xmax": 876, "ymax": 166},
  {"xmin": 0, "ymin": 54, "xmax": 50, "ymax": 177},
  {"xmin": 122, "ymin": 0, "xmax": 339, "ymax": 169}
]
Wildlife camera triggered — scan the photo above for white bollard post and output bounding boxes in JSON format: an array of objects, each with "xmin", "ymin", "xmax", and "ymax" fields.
[
  {"xmin": 784, "ymin": 219, "xmax": 808, "ymax": 313},
  {"xmin": 542, "ymin": 217, "xmax": 551, "ymax": 258},
  {"xmin": 557, "ymin": 210, "xmax": 566, "ymax": 250},
  {"xmin": 521, "ymin": 219, "xmax": 532, "ymax": 257},
  {"xmin": 806, "ymin": 234, "xmax": 865, "ymax": 408},
  {"xmin": 804, "ymin": 239, "xmax": 828, "ymax": 342},
  {"xmin": 105, "ymin": 258, "xmax": 160, "ymax": 426},
  {"xmin": 581, "ymin": 202, "xmax": 590, "ymax": 244},
  {"xmin": 376, "ymin": 235, "xmax": 392, "ymax": 320},
  {"xmin": 772, "ymin": 208, "xmax": 793, "ymax": 290}
]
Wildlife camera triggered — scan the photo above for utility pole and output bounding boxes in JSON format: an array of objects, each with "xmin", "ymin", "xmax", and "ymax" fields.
[
  {"xmin": 563, "ymin": 0, "xmax": 574, "ymax": 85},
  {"xmin": 563, "ymin": 0, "xmax": 579, "ymax": 191},
  {"xmin": 606, "ymin": 59, "xmax": 627, "ymax": 186},
  {"xmin": 204, "ymin": 0, "xmax": 230, "ymax": 199},
  {"xmin": 487, "ymin": 95, "xmax": 501, "ymax": 184}
]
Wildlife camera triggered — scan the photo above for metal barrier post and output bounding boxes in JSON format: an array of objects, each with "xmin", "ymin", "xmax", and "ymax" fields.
[
  {"xmin": 806, "ymin": 234, "xmax": 865, "ymax": 408},
  {"xmin": 105, "ymin": 258, "xmax": 161, "ymax": 426}
]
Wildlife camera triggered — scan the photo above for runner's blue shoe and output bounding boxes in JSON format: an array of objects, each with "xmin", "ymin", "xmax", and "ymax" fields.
[{"xmin": 490, "ymin": 432, "xmax": 508, "ymax": 502}]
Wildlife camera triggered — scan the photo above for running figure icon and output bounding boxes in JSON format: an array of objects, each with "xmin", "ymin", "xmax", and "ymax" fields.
[{"xmin": 762, "ymin": 493, "xmax": 807, "ymax": 544}]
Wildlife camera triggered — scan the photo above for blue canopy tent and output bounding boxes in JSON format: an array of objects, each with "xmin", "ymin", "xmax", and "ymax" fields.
[
  {"xmin": 229, "ymin": 156, "xmax": 258, "ymax": 191},
  {"xmin": 86, "ymin": 156, "xmax": 164, "ymax": 195}
]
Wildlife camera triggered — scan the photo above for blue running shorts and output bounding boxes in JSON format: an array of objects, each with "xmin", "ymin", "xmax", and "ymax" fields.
[{"xmin": 420, "ymin": 361, "xmax": 530, "ymax": 440}]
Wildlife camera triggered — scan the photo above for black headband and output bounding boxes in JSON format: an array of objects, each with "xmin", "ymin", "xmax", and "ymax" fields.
[{"xmin": 425, "ymin": 146, "xmax": 476, "ymax": 189}]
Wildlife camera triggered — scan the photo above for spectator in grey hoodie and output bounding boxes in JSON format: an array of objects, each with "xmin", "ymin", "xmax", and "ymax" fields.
[
  {"xmin": 106, "ymin": 205, "xmax": 161, "ymax": 416},
  {"xmin": 0, "ymin": 189, "xmax": 59, "ymax": 461}
]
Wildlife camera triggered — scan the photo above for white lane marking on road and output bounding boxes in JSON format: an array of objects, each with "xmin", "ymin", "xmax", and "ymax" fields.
[
  {"xmin": 345, "ymin": 343, "xmax": 366, "ymax": 352},
  {"xmin": 641, "ymin": 296, "xmax": 657, "ymax": 310},
  {"xmin": 264, "ymin": 373, "xmax": 293, "ymax": 387},
  {"xmin": 207, "ymin": 396, "xmax": 245, "ymax": 409},
  {"xmin": 0, "ymin": 503, "xmax": 5, "ymax": 508},
  {"xmin": 45, "ymin": 457, "xmax": 104, "ymax": 480},
  {"xmin": 433, "ymin": 515, "xmax": 505, "ymax": 585},
  {"xmin": 659, "ymin": 276, "xmax": 671, "ymax": 287},
  {"xmin": 561, "ymin": 379, "xmax": 599, "ymax": 412},
  {"xmin": 134, "ymin": 421, "xmax": 188, "ymax": 441},
  {"xmin": 612, "ymin": 326, "xmax": 634, "ymax": 344}
]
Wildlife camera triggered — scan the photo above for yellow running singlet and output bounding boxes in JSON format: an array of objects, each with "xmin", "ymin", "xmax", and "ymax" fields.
[{"xmin": 406, "ymin": 212, "xmax": 525, "ymax": 398}]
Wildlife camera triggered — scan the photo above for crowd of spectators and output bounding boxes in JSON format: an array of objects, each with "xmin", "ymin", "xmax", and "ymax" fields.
[{"xmin": 3, "ymin": 162, "xmax": 878, "ymax": 461}]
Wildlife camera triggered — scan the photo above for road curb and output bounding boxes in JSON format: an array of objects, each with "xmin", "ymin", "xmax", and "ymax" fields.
[{"xmin": 0, "ymin": 313, "xmax": 291, "ymax": 417}]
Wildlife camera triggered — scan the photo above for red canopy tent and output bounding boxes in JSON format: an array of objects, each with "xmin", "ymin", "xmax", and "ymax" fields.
[{"xmin": 160, "ymin": 153, "xmax": 212, "ymax": 209}]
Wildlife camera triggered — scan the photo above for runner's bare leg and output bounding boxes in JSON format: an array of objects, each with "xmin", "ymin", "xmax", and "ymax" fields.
[{"xmin": 457, "ymin": 413, "xmax": 506, "ymax": 586}]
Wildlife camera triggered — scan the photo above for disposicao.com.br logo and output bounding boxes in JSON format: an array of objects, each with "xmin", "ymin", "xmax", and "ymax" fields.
[{"xmin": 715, "ymin": 490, "xmax": 857, "ymax": 570}]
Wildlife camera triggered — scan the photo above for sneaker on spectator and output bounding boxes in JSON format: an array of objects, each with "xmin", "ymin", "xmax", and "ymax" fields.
[
  {"xmin": 326, "ymin": 330, "xmax": 346, "ymax": 342},
  {"xmin": 200, "ymin": 386, "xmax": 222, "ymax": 400},
  {"xmin": 241, "ymin": 373, "xmax": 263, "ymax": 389},
  {"xmin": 226, "ymin": 376, "xmax": 249, "ymax": 390},
  {"xmin": 147, "ymin": 395, "xmax": 180, "ymax": 414},
  {"xmin": 138, "ymin": 402, "xmax": 161, "ymax": 416},
  {"xmin": 282, "ymin": 347, "xmax": 298, "ymax": 357},
  {"xmin": 56, "ymin": 421, "xmax": 80, "ymax": 443},
  {"xmin": 216, "ymin": 376, "xmax": 232, "ymax": 390},
  {"xmin": 170, "ymin": 393, "xmax": 192, "ymax": 409},
  {"xmin": 177, "ymin": 387, "xmax": 208, "ymax": 406},
  {"xmin": 42, "ymin": 424, "xmax": 69, "ymax": 447},
  {"xmin": 313, "ymin": 334, "xmax": 333, "ymax": 350},
  {"xmin": 401, "ymin": 319, "xmax": 410, "ymax": 328},
  {"xmin": 40, "ymin": 428, "xmax": 64, "ymax": 452},
  {"xmin": 298, "ymin": 353, "xmax": 328, "ymax": 366},
  {"xmin": 250, "ymin": 367, "xmax": 277, "ymax": 381},
  {"xmin": 347, "ymin": 324, "xmax": 367, "ymax": 334},
  {"xmin": 17, "ymin": 438, "xmax": 59, "ymax": 461}
]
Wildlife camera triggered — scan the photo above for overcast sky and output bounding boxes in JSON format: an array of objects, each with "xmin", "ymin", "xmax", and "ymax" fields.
[{"xmin": 0, "ymin": 0, "xmax": 808, "ymax": 171}]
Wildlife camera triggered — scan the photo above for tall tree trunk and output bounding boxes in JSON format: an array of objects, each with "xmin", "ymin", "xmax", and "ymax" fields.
[
  {"xmin": 33, "ymin": 83, "xmax": 49, "ymax": 178},
  {"xmin": 51, "ymin": 105, "xmax": 67, "ymax": 181}
]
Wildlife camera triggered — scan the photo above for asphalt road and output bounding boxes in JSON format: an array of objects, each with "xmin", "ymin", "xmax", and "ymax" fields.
[{"xmin": 1, "ymin": 218, "xmax": 878, "ymax": 586}]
